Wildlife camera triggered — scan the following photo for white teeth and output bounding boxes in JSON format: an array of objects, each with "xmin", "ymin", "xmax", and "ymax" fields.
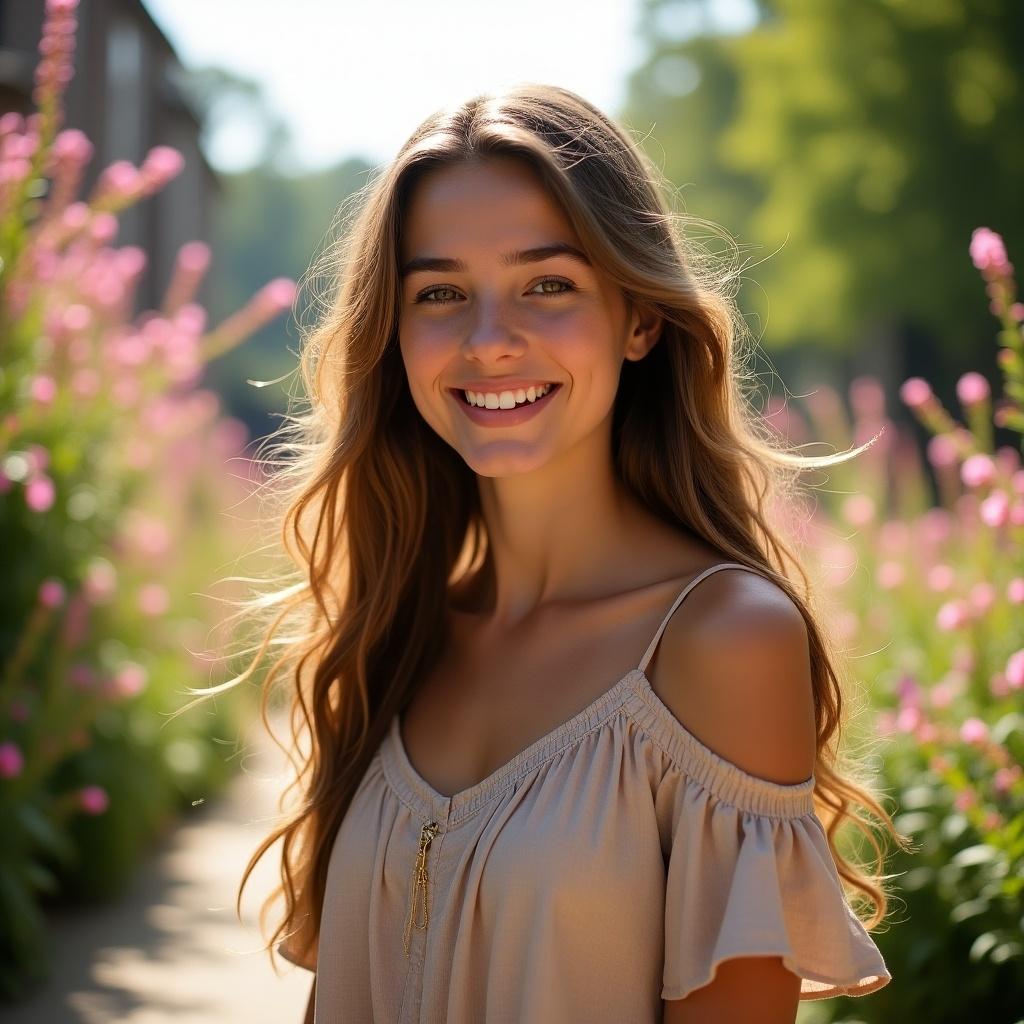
[{"xmin": 463, "ymin": 383, "xmax": 554, "ymax": 409}]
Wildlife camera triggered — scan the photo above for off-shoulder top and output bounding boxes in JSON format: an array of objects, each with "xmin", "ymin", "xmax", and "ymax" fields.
[{"xmin": 278, "ymin": 562, "xmax": 892, "ymax": 1022}]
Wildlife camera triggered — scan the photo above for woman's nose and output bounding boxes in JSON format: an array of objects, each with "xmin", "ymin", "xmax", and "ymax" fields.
[{"xmin": 461, "ymin": 300, "xmax": 525, "ymax": 359}]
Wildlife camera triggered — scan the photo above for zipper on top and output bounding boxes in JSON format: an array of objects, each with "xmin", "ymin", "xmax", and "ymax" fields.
[{"xmin": 403, "ymin": 818, "xmax": 440, "ymax": 958}]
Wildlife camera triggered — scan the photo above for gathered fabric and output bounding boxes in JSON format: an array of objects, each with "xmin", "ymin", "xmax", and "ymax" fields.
[{"xmin": 278, "ymin": 563, "xmax": 891, "ymax": 1023}]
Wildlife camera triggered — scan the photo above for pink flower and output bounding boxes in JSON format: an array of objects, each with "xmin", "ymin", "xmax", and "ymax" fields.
[
  {"xmin": 97, "ymin": 159, "xmax": 139, "ymax": 197},
  {"xmin": 137, "ymin": 582, "xmax": 169, "ymax": 616},
  {"xmin": 878, "ymin": 521, "xmax": 909, "ymax": 553},
  {"xmin": 1000, "ymin": 452, "xmax": 1022, "ymax": 481},
  {"xmin": 926, "ymin": 433, "xmax": 959, "ymax": 469},
  {"xmin": 71, "ymin": 368, "xmax": 100, "ymax": 397},
  {"xmin": 51, "ymin": 126, "xmax": 91, "ymax": 165},
  {"xmin": 25, "ymin": 474, "xmax": 56, "ymax": 512},
  {"xmin": 920, "ymin": 508, "xmax": 954, "ymax": 544},
  {"xmin": 1006, "ymin": 649, "xmax": 1024, "ymax": 690},
  {"xmin": 0, "ymin": 742, "xmax": 24, "ymax": 778},
  {"xmin": 89, "ymin": 212, "xmax": 117, "ymax": 244},
  {"xmin": 842, "ymin": 494, "xmax": 876, "ymax": 527},
  {"xmin": 968, "ymin": 582, "xmax": 996, "ymax": 613},
  {"xmin": 900, "ymin": 377, "xmax": 933, "ymax": 409},
  {"xmin": 83, "ymin": 558, "xmax": 117, "ymax": 604},
  {"xmin": 179, "ymin": 241, "xmax": 211, "ymax": 274},
  {"xmin": 937, "ymin": 600, "xmax": 972, "ymax": 631},
  {"xmin": 1011, "ymin": 302, "xmax": 1024, "ymax": 322},
  {"xmin": 47, "ymin": 0, "xmax": 79, "ymax": 17},
  {"xmin": 969, "ymin": 227, "xmax": 1010, "ymax": 275},
  {"xmin": 956, "ymin": 371, "xmax": 990, "ymax": 406},
  {"xmin": 954, "ymin": 788, "xmax": 978, "ymax": 812},
  {"xmin": 30, "ymin": 375, "xmax": 57, "ymax": 404},
  {"xmin": 833, "ymin": 609, "xmax": 859, "ymax": 643},
  {"xmin": 993, "ymin": 766, "xmax": 1020, "ymax": 793},
  {"xmin": 24, "ymin": 444, "xmax": 50, "ymax": 474},
  {"xmin": 61, "ymin": 201, "xmax": 89, "ymax": 230},
  {"xmin": 875, "ymin": 711, "xmax": 897, "ymax": 736},
  {"xmin": 38, "ymin": 577, "xmax": 66, "ymax": 608},
  {"xmin": 915, "ymin": 722, "xmax": 939, "ymax": 743},
  {"xmin": 982, "ymin": 811, "xmax": 1003, "ymax": 831},
  {"xmin": 927, "ymin": 565, "xmax": 956, "ymax": 592},
  {"xmin": 989, "ymin": 672, "xmax": 1010, "ymax": 698},
  {"xmin": 930, "ymin": 680, "xmax": 957, "ymax": 708},
  {"xmin": 139, "ymin": 145, "xmax": 185, "ymax": 189},
  {"xmin": 877, "ymin": 561, "xmax": 905, "ymax": 589},
  {"xmin": 63, "ymin": 302, "xmax": 92, "ymax": 332},
  {"xmin": 979, "ymin": 490, "xmax": 1010, "ymax": 527},
  {"xmin": 111, "ymin": 662, "xmax": 147, "ymax": 699},
  {"xmin": 961, "ymin": 453, "xmax": 997, "ymax": 488},
  {"xmin": 78, "ymin": 785, "xmax": 109, "ymax": 815},
  {"xmin": 1008, "ymin": 578, "xmax": 1024, "ymax": 603},
  {"xmin": 897, "ymin": 675, "xmax": 922, "ymax": 709},
  {"xmin": 126, "ymin": 515, "xmax": 171, "ymax": 558},
  {"xmin": 896, "ymin": 706, "xmax": 922, "ymax": 733},
  {"xmin": 253, "ymin": 277, "xmax": 298, "ymax": 317},
  {"xmin": 849, "ymin": 377, "xmax": 886, "ymax": 418},
  {"xmin": 959, "ymin": 717, "xmax": 988, "ymax": 744}
]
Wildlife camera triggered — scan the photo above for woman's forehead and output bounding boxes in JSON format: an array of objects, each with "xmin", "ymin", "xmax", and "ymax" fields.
[{"xmin": 400, "ymin": 159, "xmax": 577, "ymax": 257}]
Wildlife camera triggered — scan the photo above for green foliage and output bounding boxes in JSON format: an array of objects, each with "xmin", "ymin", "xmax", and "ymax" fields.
[{"xmin": 624, "ymin": 0, "xmax": 1024, "ymax": 376}]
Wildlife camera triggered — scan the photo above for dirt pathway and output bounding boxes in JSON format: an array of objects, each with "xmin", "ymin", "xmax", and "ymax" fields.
[{"xmin": 5, "ymin": 713, "xmax": 312, "ymax": 1023}]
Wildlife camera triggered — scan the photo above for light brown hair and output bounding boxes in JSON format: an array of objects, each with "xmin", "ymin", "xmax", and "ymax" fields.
[{"xmin": 187, "ymin": 82, "xmax": 910, "ymax": 969}]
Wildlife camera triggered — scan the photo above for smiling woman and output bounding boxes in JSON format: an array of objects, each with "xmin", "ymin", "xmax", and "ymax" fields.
[{"xmin": 196, "ymin": 82, "xmax": 908, "ymax": 1024}]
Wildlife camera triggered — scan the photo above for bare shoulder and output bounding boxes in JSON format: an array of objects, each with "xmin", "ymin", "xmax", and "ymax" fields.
[{"xmin": 647, "ymin": 565, "xmax": 817, "ymax": 785}]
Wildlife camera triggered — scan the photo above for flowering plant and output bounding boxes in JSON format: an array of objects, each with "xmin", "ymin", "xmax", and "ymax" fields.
[
  {"xmin": 0, "ymin": 0, "xmax": 295, "ymax": 996},
  {"xmin": 788, "ymin": 230, "xmax": 1023, "ymax": 1022}
]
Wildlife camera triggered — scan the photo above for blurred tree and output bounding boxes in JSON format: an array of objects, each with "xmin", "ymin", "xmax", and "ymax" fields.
[
  {"xmin": 176, "ymin": 65, "xmax": 375, "ymax": 440},
  {"xmin": 623, "ymin": 0, "xmax": 1024, "ymax": 397}
]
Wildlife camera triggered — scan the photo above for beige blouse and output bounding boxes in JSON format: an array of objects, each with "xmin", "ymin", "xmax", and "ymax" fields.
[{"xmin": 279, "ymin": 562, "xmax": 891, "ymax": 1022}]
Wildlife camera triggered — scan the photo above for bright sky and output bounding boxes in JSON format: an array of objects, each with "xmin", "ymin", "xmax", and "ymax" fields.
[{"xmin": 141, "ymin": 0, "xmax": 757, "ymax": 174}]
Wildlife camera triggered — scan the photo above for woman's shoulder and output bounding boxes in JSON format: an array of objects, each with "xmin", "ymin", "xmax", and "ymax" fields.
[{"xmin": 645, "ymin": 562, "xmax": 816, "ymax": 788}]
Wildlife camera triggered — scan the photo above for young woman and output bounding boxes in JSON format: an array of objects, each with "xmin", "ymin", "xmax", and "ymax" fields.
[{"xmin": 223, "ymin": 83, "xmax": 907, "ymax": 1022}]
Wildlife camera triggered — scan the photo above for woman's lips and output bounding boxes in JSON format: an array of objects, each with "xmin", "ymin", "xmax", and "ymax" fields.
[{"xmin": 450, "ymin": 383, "xmax": 562, "ymax": 427}]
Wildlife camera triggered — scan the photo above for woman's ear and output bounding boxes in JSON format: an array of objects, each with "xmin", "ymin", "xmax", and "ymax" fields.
[{"xmin": 624, "ymin": 301, "xmax": 663, "ymax": 362}]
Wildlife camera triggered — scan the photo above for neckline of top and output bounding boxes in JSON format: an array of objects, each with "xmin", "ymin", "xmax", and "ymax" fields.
[
  {"xmin": 385, "ymin": 666, "xmax": 649, "ymax": 823},
  {"xmin": 380, "ymin": 561, "xmax": 814, "ymax": 827}
]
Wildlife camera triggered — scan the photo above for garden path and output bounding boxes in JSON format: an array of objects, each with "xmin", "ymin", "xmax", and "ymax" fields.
[{"xmin": 7, "ymin": 710, "xmax": 310, "ymax": 1024}]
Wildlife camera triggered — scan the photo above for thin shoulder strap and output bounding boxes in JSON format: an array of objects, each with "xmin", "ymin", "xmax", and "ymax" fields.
[{"xmin": 636, "ymin": 562, "xmax": 773, "ymax": 674}]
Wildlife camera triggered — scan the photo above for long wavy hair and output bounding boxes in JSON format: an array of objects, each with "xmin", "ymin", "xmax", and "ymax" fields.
[{"xmin": 189, "ymin": 82, "xmax": 912, "ymax": 971}]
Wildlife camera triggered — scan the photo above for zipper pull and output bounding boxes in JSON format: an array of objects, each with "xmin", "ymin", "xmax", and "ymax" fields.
[{"xmin": 403, "ymin": 819, "xmax": 439, "ymax": 958}]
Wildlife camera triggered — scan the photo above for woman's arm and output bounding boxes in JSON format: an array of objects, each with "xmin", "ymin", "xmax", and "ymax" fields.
[{"xmin": 663, "ymin": 956, "xmax": 800, "ymax": 1023}]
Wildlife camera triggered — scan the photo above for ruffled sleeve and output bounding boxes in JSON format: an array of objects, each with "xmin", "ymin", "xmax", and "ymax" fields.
[{"xmin": 656, "ymin": 755, "xmax": 891, "ymax": 1002}]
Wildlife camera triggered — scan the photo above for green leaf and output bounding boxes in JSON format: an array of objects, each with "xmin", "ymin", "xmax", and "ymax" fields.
[
  {"xmin": 991, "ymin": 941, "xmax": 1024, "ymax": 963},
  {"xmin": 24, "ymin": 861, "xmax": 58, "ymax": 895},
  {"xmin": 16, "ymin": 804, "xmax": 75, "ymax": 865},
  {"xmin": 991, "ymin": 712, "xmax": 1024, "ymax": 745},
  {"xmin": 893, "ymin": 810, "xmax": 932, "ymax": 835},
  {"xmin": 899, "ymin": 784, "xmax": 937, "ymax": 810},
  {"xmin": 950, "ymin": 897, "xmax": 990, "ymax": 923},
  {"xmin": 969, "ymin": 931, "xmax": 999, "ymax": 962},
  {"xmin": 951, "ymin": 843, "xmax": 1002, "ymax": 868}
]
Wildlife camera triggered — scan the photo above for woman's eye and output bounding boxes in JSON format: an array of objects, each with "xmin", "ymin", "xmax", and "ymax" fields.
[
  {"xmin": 531, "ymin": 278, "xmax": 574, "ymax": 296},
  {"xmin": 413, "ymin": 277, "xmax": 574, "ymax": 305},
  {"xmin": 416, "ymin": 285, "xmax": 460, "ymax": 304}
]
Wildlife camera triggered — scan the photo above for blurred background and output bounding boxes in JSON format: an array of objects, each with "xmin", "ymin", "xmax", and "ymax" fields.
[{"xmin": 1, "ymin": 1, "xmax": 1022, "ymax": 1021}]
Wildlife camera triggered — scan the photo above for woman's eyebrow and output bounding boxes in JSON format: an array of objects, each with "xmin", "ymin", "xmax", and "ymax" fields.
[{"xmin": 400, "ymin": 242, "xmax": 591, "ymax": 279}]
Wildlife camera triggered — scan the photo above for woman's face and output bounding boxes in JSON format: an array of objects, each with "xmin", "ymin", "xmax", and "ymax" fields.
[{"xmin": 398, "ymin": 156, "xmax": 657, "ymax": 478}]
